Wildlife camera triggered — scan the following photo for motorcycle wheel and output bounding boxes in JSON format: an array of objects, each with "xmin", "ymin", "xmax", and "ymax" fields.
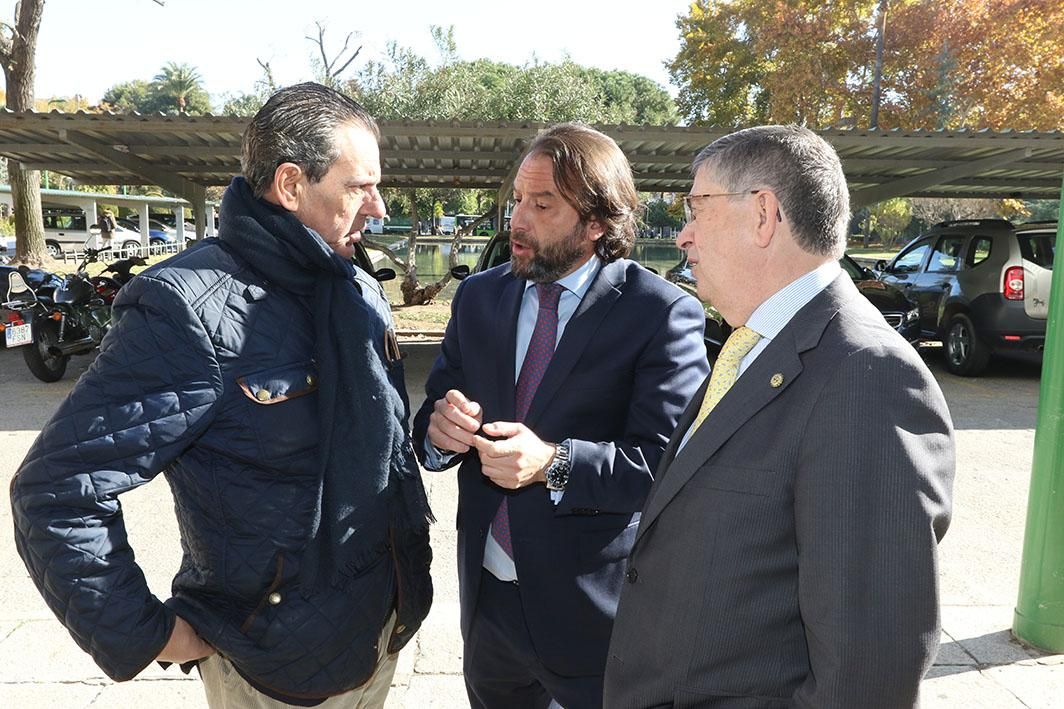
[{"xmin": 23, "ymin": 319, "xmax": 70, "ymax": 382}]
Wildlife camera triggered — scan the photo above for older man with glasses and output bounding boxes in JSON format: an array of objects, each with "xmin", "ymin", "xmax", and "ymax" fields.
[{"xmin": 605, "ymin": 125, "xmax": 955, "ymax": 709}]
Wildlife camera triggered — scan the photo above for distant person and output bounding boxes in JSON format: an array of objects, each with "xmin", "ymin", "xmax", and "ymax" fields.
[
  {"xmin": 11, "ymin": 82, "xmax": 433, "ymax": 708},
  {"xmin": 413, "ymin": 123, "xmax": 708, "ymax": 708},
  {"xmin": 604, "ymin": 125, "xmax": 955, "ymax": 708},
  {"xmin": 97, "ymin": 210, "xmax": 116, "ymax": 243}
]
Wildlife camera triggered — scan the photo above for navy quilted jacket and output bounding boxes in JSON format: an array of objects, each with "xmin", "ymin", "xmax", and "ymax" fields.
[{"xmin": 10, "ymin": 239, "xmax": 432, "ymax": 698}]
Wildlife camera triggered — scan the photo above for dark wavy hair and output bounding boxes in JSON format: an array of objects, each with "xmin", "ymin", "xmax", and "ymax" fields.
[
  {"xmin": 525, "ymin": 123, "xmax": 639, "ymax": 262},
  {"xmin": 242, "ymin": 82, "xmax": 379, "ymax": 198}
]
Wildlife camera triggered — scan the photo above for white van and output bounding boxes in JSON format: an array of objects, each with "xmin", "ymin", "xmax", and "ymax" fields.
[
  {"xmin": 438, "ymin": 215, "xmax": 456, "ymax": 235},
  {"xmin": 365, "ymin": 216, "xmax": 388, "ymax": 235}
]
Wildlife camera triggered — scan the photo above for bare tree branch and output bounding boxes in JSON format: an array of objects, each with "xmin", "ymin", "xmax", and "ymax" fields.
[
  {"xmin": 331, "ymin": 45, "xmax": 362, "ymax": 79},
  {"xmin": 256, "ymin": 58, "xmax": 277, "ymax": 92},
  {"xmin": 361, "ymin": 238, "xmax": 410, "ymax": 273},
  {"xmin": 307, "ymin": 21, "xmax": 330, "ymax": 75},
  {"xmin": 306, "ymin": 20, "xmax": 362, "ymax": 82}
]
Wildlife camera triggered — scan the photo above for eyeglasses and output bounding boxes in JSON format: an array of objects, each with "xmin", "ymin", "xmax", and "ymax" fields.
[{"xmin": 682, "ymin": 190, "xmax": 760, "ymax": 223}]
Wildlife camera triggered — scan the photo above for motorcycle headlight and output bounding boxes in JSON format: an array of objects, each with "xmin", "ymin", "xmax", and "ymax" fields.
[{"xmin": 905, "ymin": 307, "xmax": 919, "ymax": 323}]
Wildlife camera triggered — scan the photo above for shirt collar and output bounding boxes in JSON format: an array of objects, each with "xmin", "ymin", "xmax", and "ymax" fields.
[
  {"xmin": 745, "ymin": 260, "xmax": 842, "ymax": 340},
  {"xmin": 523, "ymin": 254, "xmax": 602, "ymax": 300}
]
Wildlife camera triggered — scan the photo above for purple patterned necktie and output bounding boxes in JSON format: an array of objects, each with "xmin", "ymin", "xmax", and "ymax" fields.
[{"xmin": 491, "ymin": 282, "xmax": 565, "ymax": 559}]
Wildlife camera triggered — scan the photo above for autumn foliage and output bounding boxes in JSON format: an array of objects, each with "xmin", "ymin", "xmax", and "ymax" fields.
[{"xmin": 669, "ymin": 0, "xmax": 1064, "ymax": 130}]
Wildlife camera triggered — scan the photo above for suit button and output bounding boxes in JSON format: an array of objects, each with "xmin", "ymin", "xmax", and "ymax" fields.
[
  {"xmin": 626, "ymin": 568, "xmax": 638, "ymax": 583},
  {"xmin": 268, "ymin": 592, "xmax": 282, "ymax": 605},
  {"xmin": 395, "ymin": 624, "xmax": 407, "ymax": 634},
  {"xmin": 256, "ymin": 389, "xmax": 271, "ymax": 402}
]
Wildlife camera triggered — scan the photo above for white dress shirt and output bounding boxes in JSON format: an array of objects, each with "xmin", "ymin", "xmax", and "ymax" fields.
[{"xmin": 680, "ymin": 260, "xmax": 841, "ymax": 448}]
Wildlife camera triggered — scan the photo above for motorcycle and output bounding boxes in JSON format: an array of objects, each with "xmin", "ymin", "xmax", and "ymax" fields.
[{"xmin": 12, "ymin": 248, "xmax": 144, "ymax": 382}]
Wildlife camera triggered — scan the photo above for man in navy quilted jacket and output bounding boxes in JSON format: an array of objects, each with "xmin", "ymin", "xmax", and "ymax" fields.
[{"xmin": 10, "ymin": 83, "xmax": 433, "ymax": 707}]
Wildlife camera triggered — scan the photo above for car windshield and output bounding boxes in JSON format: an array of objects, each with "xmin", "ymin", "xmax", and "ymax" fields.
[{"xmin": 1017, "ymin": 233, "xmax": 1055, "ymax": 269}]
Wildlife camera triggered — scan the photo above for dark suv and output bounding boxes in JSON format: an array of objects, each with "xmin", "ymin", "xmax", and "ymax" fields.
[{"xmin": 877, "ymin": 219, "xmax": 1057, "ymax": 376}]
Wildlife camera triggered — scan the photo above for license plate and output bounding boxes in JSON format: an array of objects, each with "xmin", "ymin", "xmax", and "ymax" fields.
[{"xmin": 4, "ymin": 322, "xmax": 32, "ymax": 347}]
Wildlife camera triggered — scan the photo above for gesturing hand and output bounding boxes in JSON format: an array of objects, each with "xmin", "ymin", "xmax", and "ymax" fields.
[
  {"xmin": 473, "ymin": 421, "xmax": 556, "ymax": 490},
  {"xmin": 427, "ymin": 389, "xmax": 484, "ymax": 454}
]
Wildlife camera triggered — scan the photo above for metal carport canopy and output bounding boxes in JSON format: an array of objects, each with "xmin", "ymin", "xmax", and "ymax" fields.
[{"xmin": 0, "ymin": 110, "xmax": 1060, "ymax": 209}]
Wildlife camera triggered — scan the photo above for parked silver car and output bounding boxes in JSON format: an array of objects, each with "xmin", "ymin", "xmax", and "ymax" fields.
[{"xmin": 877, "ymin": 219, "xmax": 1056, "ymax": 376}]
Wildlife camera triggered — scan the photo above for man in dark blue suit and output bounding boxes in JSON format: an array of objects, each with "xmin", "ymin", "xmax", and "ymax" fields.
[{"xmin": 412, "ymin": 123, "xmax": 708, "ymax": 709}]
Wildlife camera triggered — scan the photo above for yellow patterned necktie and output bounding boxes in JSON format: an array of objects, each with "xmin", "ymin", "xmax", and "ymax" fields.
[{"xmin": 690, "ymin": 326, "xmax": 762, "ymax": 434}]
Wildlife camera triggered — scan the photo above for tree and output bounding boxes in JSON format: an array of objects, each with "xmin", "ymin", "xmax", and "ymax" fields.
[
  {"xmin": 102, "ymin": 66, "xmax": 211, "ymax": 115},
  {"xmin": 910, "ymin": 197, "xmax": 1014, "ymax": 226},
  {"xmin": 153, "ymin": 61, "xmax": 205, "ymax": 114},
  {"xmin": 306, "ymin": 21, "xmax": 361, "ymax": 89},
  {"xmin": 866, "ymin": 197, "xmax": 913, "ymax": 248},
  {"xmin": 646, "ymin": 198, "xmax": 682, "ymax": 233},
  {"xmin": 668, "ymin": 0, "xmax": 1064, "ymax": 130},
  {"xmin": 102, "ymin": 79, "xmax": 153, "ymax": 112},
  {"xmin": 0, "ymin": 0, "xmax": 46, "ymax": 265}
]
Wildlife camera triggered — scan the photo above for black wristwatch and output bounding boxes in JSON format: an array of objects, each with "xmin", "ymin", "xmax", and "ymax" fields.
[{"xmin": 544, "ymin": 439, "xmax": 572, "ymax": 491}]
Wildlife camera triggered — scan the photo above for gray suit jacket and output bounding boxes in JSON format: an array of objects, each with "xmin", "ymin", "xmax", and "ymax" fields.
[{"xmin": 604, "ymin": 274, "xmax": 955, "ymax": 709}]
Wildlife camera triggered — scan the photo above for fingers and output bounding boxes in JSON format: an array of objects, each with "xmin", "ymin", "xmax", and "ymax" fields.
[
  {"xmin": 481, "ymin": 420, "xmax": 521, "ymax": 438},
  {"xmin": 428, "ymin": 414, "xmax": 474, "ymax": 453},
  {"xmin": 427, "ymin": 391, "xmax": 484, "ymax": 453},
  {"xmin": 445, "ymin": 389, "xmax": 483, "ymax": 424}
]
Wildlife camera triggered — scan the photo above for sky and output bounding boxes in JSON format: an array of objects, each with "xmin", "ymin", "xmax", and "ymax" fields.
[{"xmin": 25, "ymin": 0, "xmax": 693, "ymax": 107}]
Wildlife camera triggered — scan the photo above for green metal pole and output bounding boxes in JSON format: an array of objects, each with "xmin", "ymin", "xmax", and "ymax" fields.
[{"xmin": 1014, "ymin": 176, "xmax": 1064, "ymax": 651}]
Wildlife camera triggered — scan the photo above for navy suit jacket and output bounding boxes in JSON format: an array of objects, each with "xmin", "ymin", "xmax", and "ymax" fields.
[{"xmin": 413, "ymin": 258, "xmax": 708, "ymax": 676}]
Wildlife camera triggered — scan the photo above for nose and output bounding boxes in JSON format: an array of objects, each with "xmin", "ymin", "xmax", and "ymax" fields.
[
  {"xmin": 509, "ymin": 200, "xmax": 527, "ymax": 232},
  {"xmin": 675, "ymin": 221, "xmax": 694, "ymax": 251},
  {"xmin": 362, "ymin": 186, "xmax": 386, "ymax": 218}
]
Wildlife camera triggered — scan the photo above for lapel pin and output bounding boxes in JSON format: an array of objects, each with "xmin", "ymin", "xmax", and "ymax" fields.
[{"xmin": 770, "ymin": 373, "xmax": 784, "ymax": 388}]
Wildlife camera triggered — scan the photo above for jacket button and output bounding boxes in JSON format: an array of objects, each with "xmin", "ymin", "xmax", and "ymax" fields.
[
  {"xmin": 306, "ymin": 374, "xmax": 316, "ymax": 386},
  {"xmin": 256, "ymin": 389, "xmax": 271, "ymax": 402},
  {"xmin": 395, "ymin": 624, "xmax": 407, "ymax": 634},
  {"xmin": 268, "ymin": 592, "xmax": 282, "ymax": 605},
  {"xmin": 626, "ymin": 568, "xmax": 638, "ymax": 583}
]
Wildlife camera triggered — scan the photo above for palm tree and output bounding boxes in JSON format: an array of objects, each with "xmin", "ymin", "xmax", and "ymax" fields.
[{"xmin": 153, "ymin": 62, "xmax": 202, "ymax": 114}]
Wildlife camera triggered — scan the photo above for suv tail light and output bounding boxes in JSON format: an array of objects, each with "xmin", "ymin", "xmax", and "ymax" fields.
[{"xmin": 1003, "ymin": 266, "xmax": 1024, "ymax": 300}]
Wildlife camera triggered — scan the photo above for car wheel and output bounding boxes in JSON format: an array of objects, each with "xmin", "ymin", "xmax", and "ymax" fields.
[
  {"xmin": 945, "ymin": 313, "xmax": 991, "ymax": 376},
  {"xmin": 22, "ymin": 318, "xmax": 69, "ymax": 382},
  {"xmin": 45, "ymin": 240, "xmax": 62, "ymax": 258},
  {"xmin": 121, "ymin": 240, "xmax": 141, "ymax": 257}
]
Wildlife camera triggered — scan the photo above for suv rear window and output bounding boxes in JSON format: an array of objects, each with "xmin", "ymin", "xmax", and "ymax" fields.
[
  {"xmin": 1017, "ymin": 233, "xmax": 1055, "ymax": 269},
  {"xmin": 927, "ymin": 236, "xmax": 965, "ymax": 272},
  {"xmin": 966, "ymin": 237, "xmax": 993, "ymax": 268}
]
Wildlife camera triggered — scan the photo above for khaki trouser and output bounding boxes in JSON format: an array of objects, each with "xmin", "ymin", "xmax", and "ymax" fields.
[{"xmin": 198, "ymin": 612, "xmax": 399, "ymax": 709}]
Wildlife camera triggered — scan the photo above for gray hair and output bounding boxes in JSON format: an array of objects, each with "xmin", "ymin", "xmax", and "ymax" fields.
[
  {"xmin": 241, "ymin": 82, "xmax": 380, "ymax": 198},
  {"xmin": 692, "ymin": 125, "xmax": 849, "ymax": 258}
]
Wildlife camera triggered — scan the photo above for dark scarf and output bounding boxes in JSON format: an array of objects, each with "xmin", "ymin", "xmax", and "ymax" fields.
[{"xmin": 218, "ymin": 177, "xmax": 431, "ymax": 591}]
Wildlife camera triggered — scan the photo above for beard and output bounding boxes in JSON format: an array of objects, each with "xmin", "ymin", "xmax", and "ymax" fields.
[{"xmin": 510, "ymin": 222, "xmax": 590, "ymax": 283}]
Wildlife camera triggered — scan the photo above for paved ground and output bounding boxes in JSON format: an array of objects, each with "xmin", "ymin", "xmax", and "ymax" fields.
[{"xmin": 0, "ymin": 341, "xmax": 1061, "ymax": 707}]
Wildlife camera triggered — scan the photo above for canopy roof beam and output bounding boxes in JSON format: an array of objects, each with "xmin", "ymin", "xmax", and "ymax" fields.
[{"xmin": 850, "ymin": 148, "xmax": 1032, "ymax": 207}]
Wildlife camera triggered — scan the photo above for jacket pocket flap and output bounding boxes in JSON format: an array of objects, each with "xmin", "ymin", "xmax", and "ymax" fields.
[
  {"xmin": 237, "ymin": 362, "xmax": 318, "ymax": 405},
  {"xmin": 689, "ymin": 463, "xmax": 781, "ymax": 497}
]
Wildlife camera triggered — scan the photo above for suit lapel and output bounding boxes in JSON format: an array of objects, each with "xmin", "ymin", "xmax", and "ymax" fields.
[
  {"xmin": 636, "ymin": 273, "xmax": 854, "ymax": 543},
  {"xmin": 496, "ymin": 273, "xmax": 525, "ymax": 421},
  {"xmin": 523, "ymin": 261, "xmax": 625, "ymax": 428}
]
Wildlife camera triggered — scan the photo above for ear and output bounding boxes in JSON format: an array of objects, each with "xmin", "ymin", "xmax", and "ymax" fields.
[
  {"xmin": 584, "ymin": 218, "xmax": 606, "ymax": 243},
  {"xmin": 264, "ymin": 163, "xmax": 305, "ymax": 211},
  {"xmin": 751, "ymin": 190, "xmax": 781, "ymax": 249}
]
